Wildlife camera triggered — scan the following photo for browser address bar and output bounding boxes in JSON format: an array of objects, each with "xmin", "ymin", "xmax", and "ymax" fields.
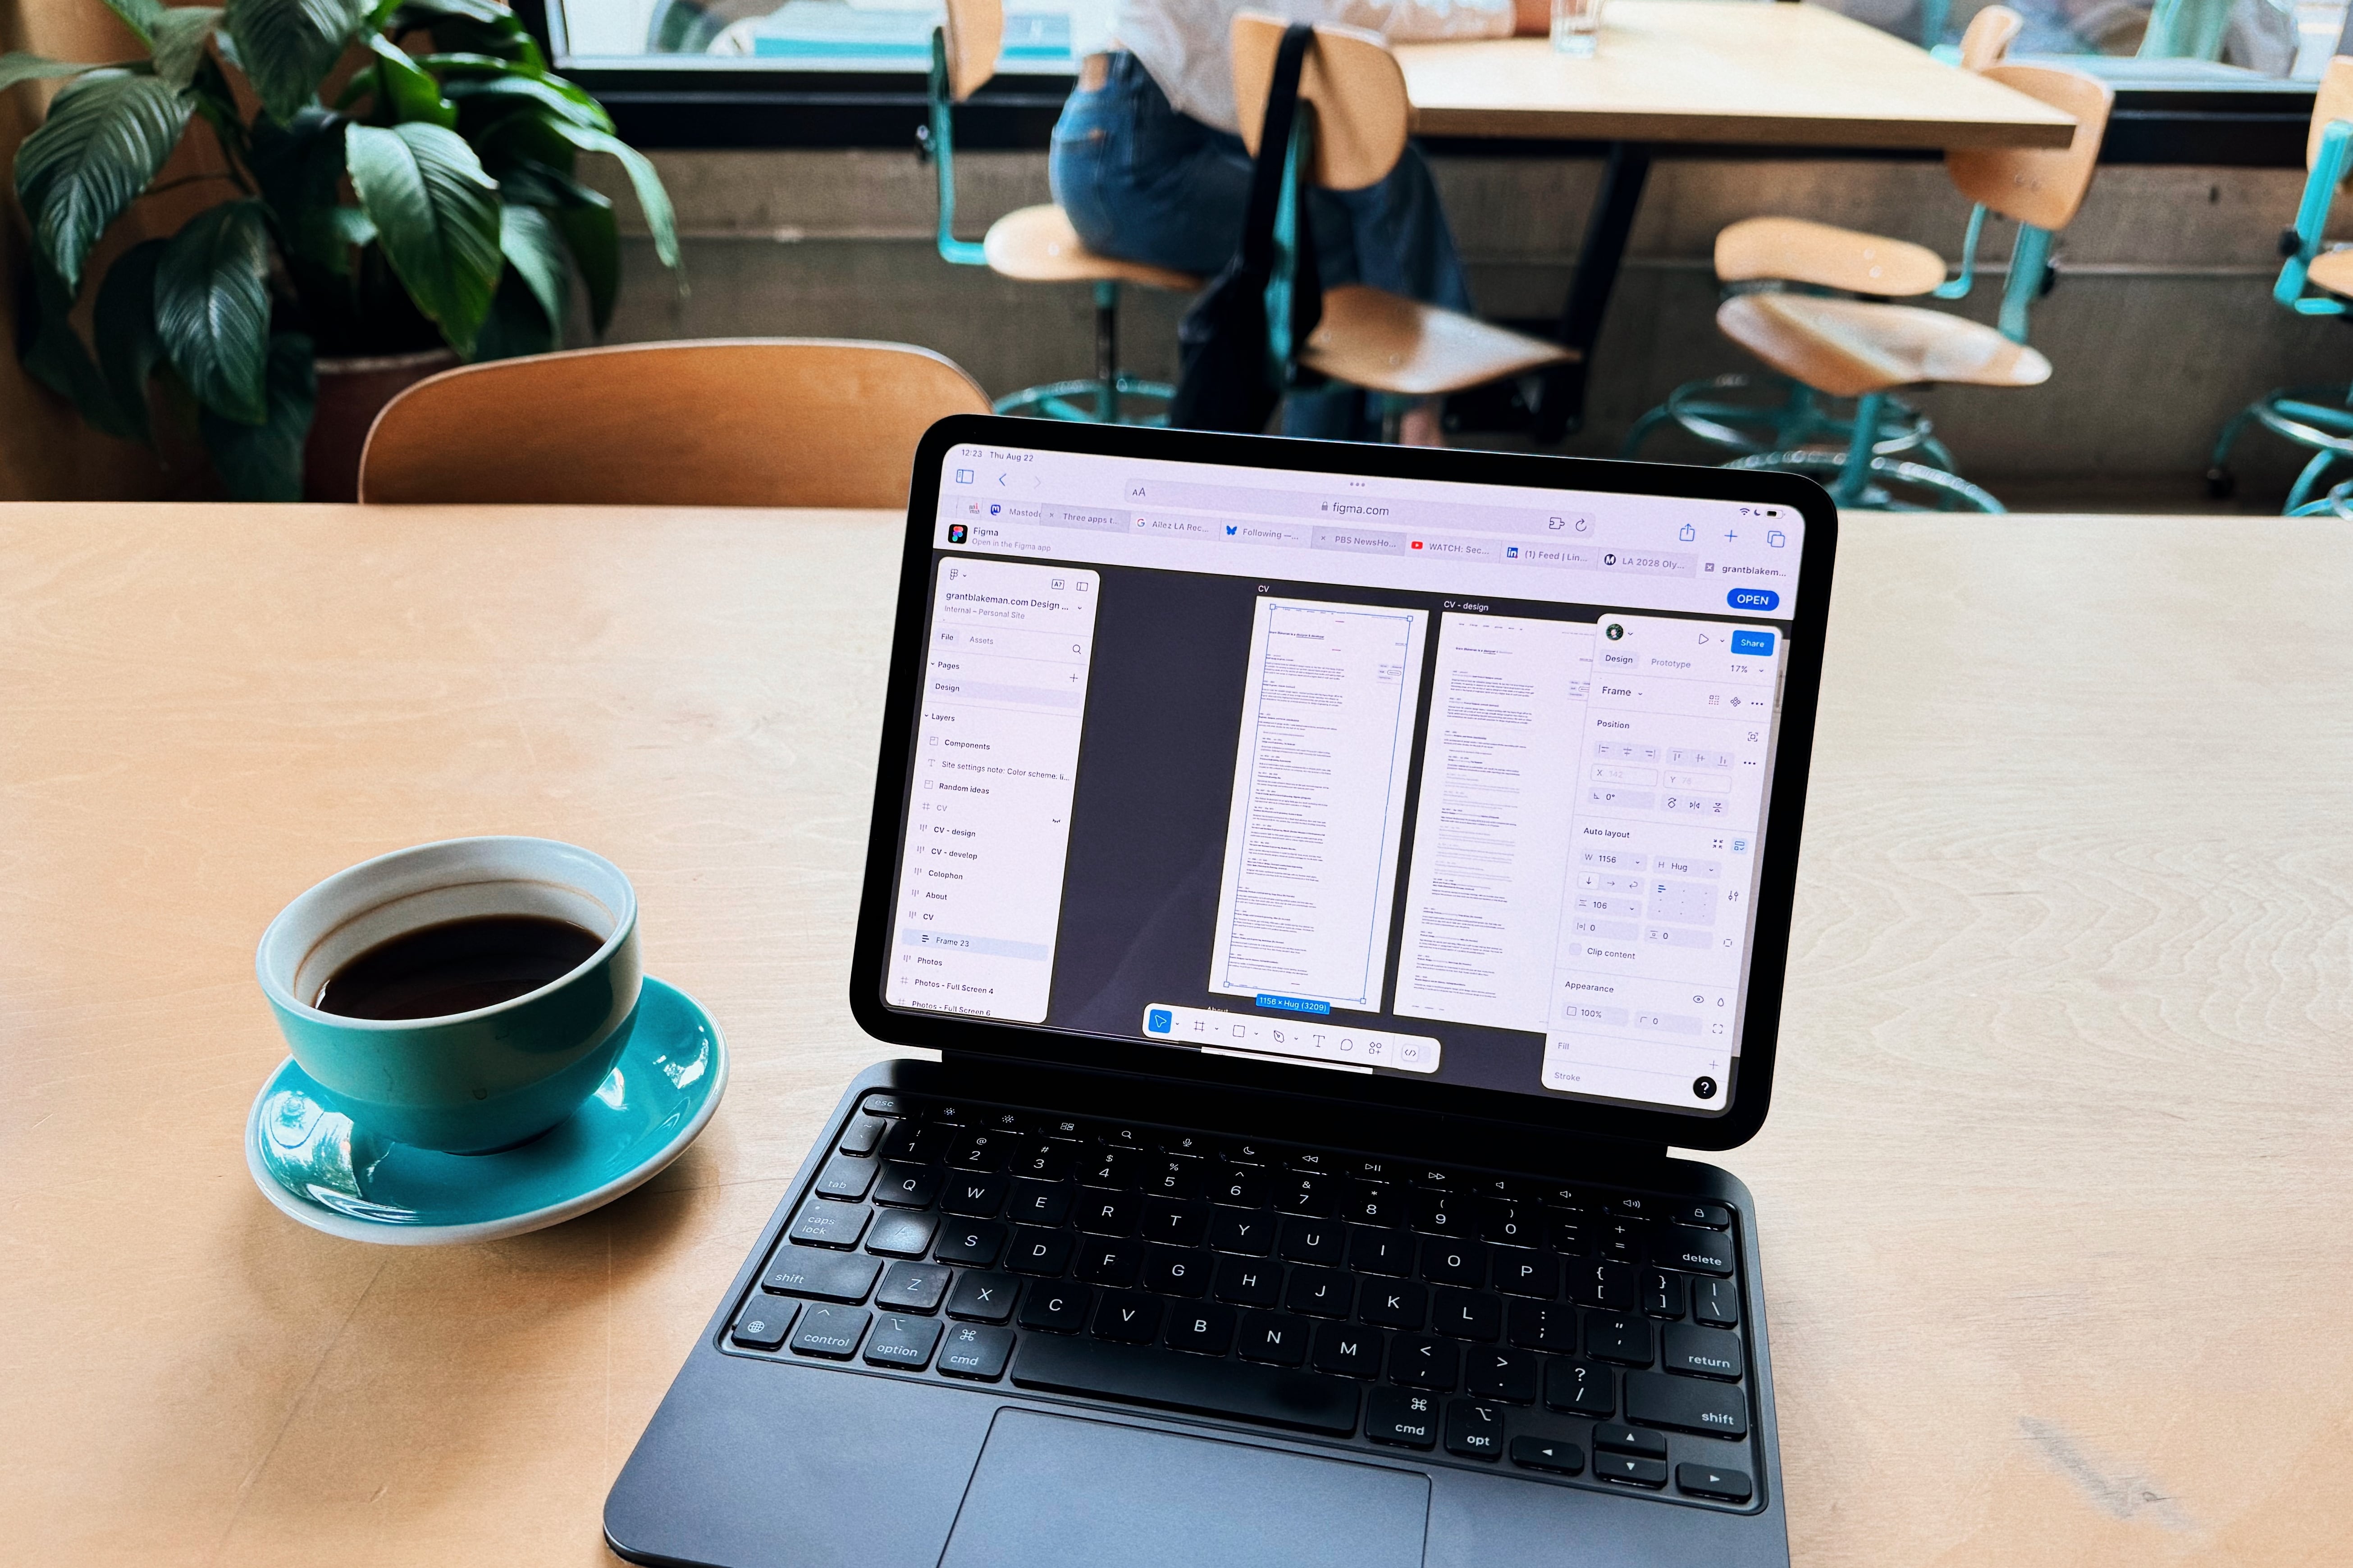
[{"xmin": 1120, "ymin": 476, "xmax": 1593, "ymax": 538}]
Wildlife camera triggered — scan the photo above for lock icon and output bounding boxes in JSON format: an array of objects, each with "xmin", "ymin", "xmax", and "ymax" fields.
[{"xmin": 1678, "ymin": 524, "xmax": 1696, "ymax": 542}]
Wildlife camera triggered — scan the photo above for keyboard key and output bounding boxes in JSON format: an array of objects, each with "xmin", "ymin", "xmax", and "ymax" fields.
[
  {"xmin": 1407, "ymin": 1167, "xmax": 1456, "ymax": 1191},
  {"xmin": 1279, "ymin": 1216, "xmax": 1347, "ymax": 1265},
  {"xmin": 946, "ymin": 1271, "xmax": 1019, "ymax": 1323},
  {"xmin": 880, "ymin": 1122, "xmax": 946, "ymax": 1162},
  {"xmin": 1076, "ymin": 1237, "xmax": 1144, "ymax": 1287},
  {"xmin": 938, "ymin": 1322, "xmax": 1014, "ymax": 1380},
  {"xmin": 1567, "ymin": 1258, "xmax": 1639, "ymax": 1311},
  {"xmin": 1348, "ymin": 1228, "xmax": 1415, "ymax": 1276},
  {"xmin": 838, "ymin": 1114, "xmax": 888, "ymax": 1156},
  {"xmin": 934, "ymin": 1219, "xmax": 1006, "ymax": 1267},
  {"xmin": 1283, "ymin": 1267, "xmax": 1354, "ymax": 1317},
  {"xmin": 864, "ymin": 1210, "xmax": 939, "ymax": 1259},
  {"xmin": 1213, "ymin": 1257, "xmax": 1283, "ymax": 1307},
  {"xmin": 1642, "ymin": 1269, "xmax": 1685, "ymax": 1319},
  {"xmin": 1221, "ymin": 1140, "xmax": 1274, "ymax": 1166},
  {"xmin": 1274, "ymin": 1173, "xmax": 1346, "ymax": 1218},
  {"xmin": 1586, "ymin": 1313, "xmax": 1655, "ymax": 1366},
  {"xmin": 864, "ymin": 1312, "xmax": 943, "ymax": 1369},
  {"xmin": 1673, "ymin": 1201, "xmax": 1734, "ymax": 1230},
  {"xmin": 1443, "ymin": 1399, "xmax": 1505, "ymax": 1460},
  {"xmin": 928, "ymin": 1103, "xmax": 977, "ymax": 1124},
  {"xmin": 1365, "ymin": 1387, "xmax": 1439, "ymax": 1449},
  {"xmin": 1345, "ymin": 1182, "xmax": 1408, "ymax": 1229},
  {"xmin": 1005, "ymin": 1178, "xmax": 1073, "ymax": 1226},
  {"xmin": 1664, "ymin": 1323, "xmax": 1745, "ymax": 1381},
  {"xmin": 1429, "ymin": 1288, "xmax": 1501, "ymax": 1342},
  {"xmin": 1006, "ymin": 1139, "xmax": 1076, "ymax": 1181},
  {"xmin": 1387, "ymin": 1334, "xmax": 1458, "ymax": 1390},
  {"xmin": 1015, "ymin": 1281, "xmax": 1092, "ymax": 1333},
  {"xmin": 1311, "ymin": 1320, "xmax": 1382, "ymax": 1378},
  {"xmin": 1208, "ymin": 1207, "xmax": 1276, "ymax": 1256},
  {"xmin": 855, "ymin": 1092, "xmax": 906, "ymax": 1119},
  {"xmin": 1285, "ymin": 1149, "xmax": 1339, "ymax": 1173},
  {"xmin": 1595, "ymin": 1422, "xmax": 1668, "ymax": 1457},
  {"xmin": 1075, "ymin": 1191, "xmax": 1140, "ymax": 1235},
  {"xmin": 1462, "ymin": 1346, "xmax": 1540, "ymax": 1404},
  {"xmin": 1160, "ymin": 1132, "xmax": 1215, "ymax": 1157},
  {"xmin": 1139, "ymin": 1197, "xmax": 1210, "ymax": 1247},
  {"xmin": 1005, "ymin": 1227, "xmax": 1074, "ymax": 1275},
  {"xmin": 1597, "ymin": 1219, "xmax": 1649, "ymax": 1264},
  {"xmin": 940, "ymin": 1172, "xmax": 1008, "ymax": 1217},
  {"xmin": 731, "ymin": 1297, "xmax": 798, "ymax": 1350},
  {"xmin": 1142, "ymin": 1245, "xmax": 1212, "ymax": 1298},
  {"xmin": 1077, "ymin": 1149, "xmax": 1141, "ymax": 1189},
  {"xmin": 1546, "ymin": 1218, "xmax": 1589, "ymax": 1256},
  {"xmin": 1095, "ymin": 1123, "xmax": 1149, "ymax": 1148},
  {"xmin": 1692, "ymin": 1277, "xmax": 1740, "ymax": 1329},
  {"xmin": 1536, "ymin": 1184, "xmax": 1593, "ymax": 1212},
  {"xmin": 1654, "ymin": 1224, "xmax": 1736, "ymax": 1277},
  {"xmin": 1093, "ymin": 1290, "xmax": 1165, "ymax": 1344},
  {"xmin": 1595, "ymin": 1452, "xmax": 1668, "ymax": 1488},
  {"xmin": 1544, "ymin": 1357, "xmax": 1615, "ymax": 1417},
  {"xmin": 1505, "ymin": 1299, "xmax": 1577, "ymax": 1352},
  {"xmin": 1677, "ymin": 1462, "xmax": 1753, "ymax": 1502},
  {"xmin": 1420, "ymin": 1238, "xmax": 1487, "ymax": 1287},
  {"xmin": 1359, "ymin": 1278, "xmax": 1426, "ymax": 1330},
  {"xmin": 788, "ymin": 1198, "xmax": 870, "ymax": 1249},
  {"xmin": 1626, "ymin": 1371, "xmax": 1749, "ymax": 1438},
  {"xmin": 873, "ymin": 1162, "xmax": 943, "ymax": 1209},
  {"xmin": 873, "ymin": 1261, "xmax": 951, "ymax": 1313},
  {"xmin": 815, "ymin": 1152, "xmax": 878, "ymax": 1199},
  {"xmin": 763, "ymin": 1246, "xmax": 882, "ymax": 1303},
  {"xmin": 1490, "ymin": 1246, "xmax": 1558, "ymax": 1298},
  {"xmin": 788, "ymin": 1304, "xmax": 869, "ymax": 1359},
  {"xmin": 1408, "ymin": 1192, "xmax": 1465, "ymax": 1235},
  {"xmin": 1510, "ymin": 1435, "xmax": 1583, "ymax": 1475},
  {"xmin": 1352, "ymin": 1157, "xmax": 1398, "ymax": 1182},
  {"xmin": 1010, "ymin": 1335, "xmax": 1360, "ymax": 1436},
  {"xmin": 1481, "ymin": 1200, "xmax": 1540, "ymax": 1246},
  {"xmin": 945, "ymin": 1131, "xmax": 1012, "ymax": 1171},
  {"xmin": 1608, "ymin": 1194, "xmax": 1656, "ymax": 1219},
  {"xmin": 1164, "ymin": 1302, "xmax": 1238, "ymax": 1356},
  {"xmin": 1140, "ymin": 1156, "xmax": 1206, "ymax": 1199},
  {"xmin": 1210, "ymin": 1167, "xmax": 1270, "ymax": 1208},
  {"xmin": 1236, "ymin": 1311, "xmax": 1311, "ymax": 1367}
]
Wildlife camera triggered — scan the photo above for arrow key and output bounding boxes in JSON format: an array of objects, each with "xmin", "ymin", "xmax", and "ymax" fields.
[{"xmin": 1508, "ymin": 1435, "xmax": 1584, "ymax": 1475}]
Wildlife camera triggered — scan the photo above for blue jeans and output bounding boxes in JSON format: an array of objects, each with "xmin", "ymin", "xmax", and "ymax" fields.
[{"xmin": 1049, "ymin": 52, "xmax": 1474, "ymax": 437}]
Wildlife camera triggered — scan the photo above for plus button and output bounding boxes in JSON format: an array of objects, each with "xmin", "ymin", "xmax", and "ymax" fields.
[{"xmin": 1722, "ymin": 528, "xmax": 1739, "ymax": 542}]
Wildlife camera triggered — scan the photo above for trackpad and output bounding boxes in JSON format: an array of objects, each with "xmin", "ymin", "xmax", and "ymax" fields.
[{"xmin": 941, "ymin": 1409, "xmax": 1430, "ymax": 1568}]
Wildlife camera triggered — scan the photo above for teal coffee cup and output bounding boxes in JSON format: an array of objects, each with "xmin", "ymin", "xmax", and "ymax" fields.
[{"xmin": 256, "ymin": 837, "xmax": 642, "ymax": 1154}]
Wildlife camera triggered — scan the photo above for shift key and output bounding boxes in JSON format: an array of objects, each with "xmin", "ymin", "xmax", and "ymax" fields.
[
  {"xmin": 762, "ymin": 1245, "xmax": 883, "ymax": 1303},
  {"xmin": 1624, "ymin": 1371, "xmax": 1748, "ymax": 1439}
]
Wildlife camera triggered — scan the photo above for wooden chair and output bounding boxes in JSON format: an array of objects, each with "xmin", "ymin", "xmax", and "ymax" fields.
[
  {"xmin": 1228, "ymin": 14, "xmax": 1572, "ymax": 441},
  {"xmin": 1958, "ymin": 4, "xmax": 2024, "ymax": 68},
  {"xmin": 2207, "ymin": 57, "xmax": 2353, "ymax": 512},
  {"xmin": 357, "ymin": 340, "xmax": 991, "ymax": 507},
  {"xmin": 926, "ymin": 0, "xmax": 1197, "ymax": 424}
]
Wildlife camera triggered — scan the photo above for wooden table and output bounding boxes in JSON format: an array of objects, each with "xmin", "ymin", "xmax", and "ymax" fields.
[
  {"xmin": 5, "ymin": 503, "xmax": 2348, "ymax": 1566},
  {"xmin": 1394, "ymin": 1, "xmax": 2081, "ymax": 439}
]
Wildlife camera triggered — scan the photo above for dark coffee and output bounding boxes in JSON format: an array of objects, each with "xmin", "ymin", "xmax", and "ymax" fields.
[{"xmin": 312, "ymin": 914, "xmax": 603, "ymax": 1021}]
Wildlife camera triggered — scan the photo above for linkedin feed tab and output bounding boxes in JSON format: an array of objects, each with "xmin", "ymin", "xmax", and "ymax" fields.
[{"xmin": 885, "ymin": 443, "xmax": 1808, "ymax": 1117}]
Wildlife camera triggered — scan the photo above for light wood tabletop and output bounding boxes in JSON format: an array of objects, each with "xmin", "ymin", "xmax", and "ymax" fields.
[
  {"xmin": 3, "ymin": 503, "xmax": 2347, "ymax": 1566},
  {"xmin": 1397, "ymin": 1, "xmax": 2080, "ymax": 148}
]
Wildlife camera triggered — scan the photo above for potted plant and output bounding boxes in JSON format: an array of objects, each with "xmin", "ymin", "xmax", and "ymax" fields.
[{"xmin": 1, "ymin": 0, "xmax": 680, "ymax": 499}]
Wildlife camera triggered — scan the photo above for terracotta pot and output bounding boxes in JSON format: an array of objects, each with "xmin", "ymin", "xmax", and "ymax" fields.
[{"xmin": 304, "ymin": 348, "xmax": 459, "ymax": 502}]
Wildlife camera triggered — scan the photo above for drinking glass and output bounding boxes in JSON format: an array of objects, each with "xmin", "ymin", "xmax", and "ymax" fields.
[{"xmin": 1552, "ymin": 0, "xmax": 1604, "ymax": 55}]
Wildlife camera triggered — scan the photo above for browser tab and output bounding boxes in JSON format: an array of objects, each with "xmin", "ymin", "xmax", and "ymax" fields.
[{"xmin": 1312, "ymin": 525, "xmax": 1411, "ymax": 556}]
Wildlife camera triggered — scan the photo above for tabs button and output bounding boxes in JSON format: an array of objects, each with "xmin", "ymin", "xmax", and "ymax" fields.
[{"xmin": 1726, "ymin": 588, "xmax": 1779, "ymax": 612}]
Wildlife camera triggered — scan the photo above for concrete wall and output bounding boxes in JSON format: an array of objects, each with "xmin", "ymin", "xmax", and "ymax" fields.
[{"xmin": 588, "ymin": 148, "xmax": 2346, "ymax": 498}]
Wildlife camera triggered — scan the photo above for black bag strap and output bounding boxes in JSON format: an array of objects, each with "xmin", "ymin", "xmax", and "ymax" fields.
[{"xmin": 1239, "ymin": 23, "xmax": 1317, "ymax": 274}]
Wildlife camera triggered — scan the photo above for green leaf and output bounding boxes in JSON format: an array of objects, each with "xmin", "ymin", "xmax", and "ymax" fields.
[
  {"xmin": 469, "ymin": 267, "xmax": 553, "ymax": 361},
  {"xmin": 155, "ymin": 199, "xmax": 274, "ymax": 422},
  {"xmin": 14, "ymin": 70, "xmax": 192, "ymax": 292},
  {"xmin": 248, "ymin": 105, "xmax": 344, "ymax": 237},
  {"xmin": 498, "ymin": 158, "xmax": 614, "ymax": 329},
  {"xmin": 225, "ymin": 0, "xmax": 367, "ymax": 123},
  {"xmin": 16, "ymin": 254, "xmax": 142, "ymax": 438},
  {"xmin": 391, "ymin": 1, "xmax": 542, "ymax": 70},
  {"xmin": 414, "ymin": 50, "xmax": 531, "ymax": 73},
  {"xmin": 201, "ymin": 330, "xmax": 315, "ymax": 499},
  {"xmin": 545, "ymin": 120, "xmax": 676, "ymax": 270},
  {"xmin": 93, "ymin": 237, "xmax": 169, "ymax": 442},
  {"xmin": 149, "ymin": 8, "xmax": 223, "ymax": 89},
  {"xmin": 363, "ymin": 33, "xmax": 456, "ymax": 126},
  {"xmin": 498, "ymin": 200, "xmax": 566, "ymax": 331},
  {"xmin": 101, "ymin": 0, "xmax": 167, "ymax": 46},
  {"xmin": 444, "ymin": 72, "xmax": 609, "ymax": 132},
  {"xmin": 345, "ymin": 120, "xmax": 501, "ymax": 354},
  {"xmin": 296, "ymin": 202, "xmax": 375, "ymax": 271},
  {"xmin": 0, "ymin": 51, "xmax": 102, "ymax": 95}
]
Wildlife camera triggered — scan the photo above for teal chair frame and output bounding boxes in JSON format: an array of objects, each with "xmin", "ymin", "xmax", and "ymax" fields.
[
  {"xmin": 1624, "ymin": 203, "xmax": 2053, "ymax": 514},
  {"xmin": 2207, "ymin": 118, "xmax": 2353, "ymax": 511},
  {"xmin": 924, "ymin": 28, "xmax": 1177, "ymax": 424}
]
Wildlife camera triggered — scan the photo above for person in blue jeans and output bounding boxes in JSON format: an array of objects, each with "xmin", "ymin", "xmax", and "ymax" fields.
[{"xmin": 1051, "ymin": 0, "xmax": 1548, "ymax": 442}]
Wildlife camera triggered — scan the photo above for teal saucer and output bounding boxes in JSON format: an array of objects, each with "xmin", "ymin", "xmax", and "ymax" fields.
[{"xmin": 245, "ymin": 976, "xmax": 727, "ymax": 1244}]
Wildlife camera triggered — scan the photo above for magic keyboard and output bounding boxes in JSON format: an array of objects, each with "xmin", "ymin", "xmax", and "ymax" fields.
[{"xmin": 722, "ymin": 1092, "xmax": 1764, "ymax": 1511}]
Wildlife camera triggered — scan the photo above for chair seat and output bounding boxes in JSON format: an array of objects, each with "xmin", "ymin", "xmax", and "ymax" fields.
[
  {"xmin": 2310, "ymin": 248, "xmax": 2353, "ymax": 297},
  {"xmin": 1299, "ymin": 285, "xmax": 1576, "ymax": 398},
  {"xmin": 1714, "ymin": 217, "xmax": 1948, "ymax": 298},
  {"xmin": 1717, "ymin": 294, "xmax": 2050, "ymax": 399},
  {"xmin": 982, "ymin": 205, "xmax": 1199, "ymax": 292}
]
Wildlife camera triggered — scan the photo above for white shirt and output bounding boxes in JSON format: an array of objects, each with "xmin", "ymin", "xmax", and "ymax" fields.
[{"xmin": 1111, "ymin": 0, "xmax": 1515, "ymax": 134}]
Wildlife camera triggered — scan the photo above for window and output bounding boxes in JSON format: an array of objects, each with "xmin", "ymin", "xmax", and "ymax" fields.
[{"xmin": 548, "ymin": 0, "xmax": 1107, "ymax": 73}]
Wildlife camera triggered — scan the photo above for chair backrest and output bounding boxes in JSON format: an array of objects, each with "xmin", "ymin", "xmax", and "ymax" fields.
[
  {"xmin": 941, "ymin": 0, "xmax": 1002, "ymax": 102},
  {"xmin": 1945, "ymin": 64, "xmax": 2113, "ymax": 232},
  {"xmin": 2275, "ymin": 58, "xmax": 2353, "ymax": 314},
  {"xmin": 1229, "ymin": 12, "xmax": 1409, "ymax": 191},
  {"xmin": 358, "ymin": 340, "xmax": 992, "ymax": 508},
  {"xmin": 1958, "ymin": 5, "xmax": 2022, "ymax": 69},
  {"xmin": 2307, "ymin": 54, "xmax": 2353, "ymax": 169}
]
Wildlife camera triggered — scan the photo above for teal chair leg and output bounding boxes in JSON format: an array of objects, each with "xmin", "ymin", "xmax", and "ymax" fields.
[
  {"xmin": 1726, "ymin": 389, "xmax": 2005, "ymax": 512},
  {"xmin": 2206, "ymin": 382, "xmax": 2353, "ymax": 509},
  {"xmin": 1623, "ymin": 373, "xmax": 1948, "ymax": 468},
  {"xmin": 991, "ymin": 280, "xmax": 1180, "ymax": 425},
  {"xmin": 2289, "ymin": 476, "xmax": 2353, "ymax": 516}
]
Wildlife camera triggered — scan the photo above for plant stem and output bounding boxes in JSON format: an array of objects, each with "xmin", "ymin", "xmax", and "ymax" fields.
[{"xmin": 140, "ymin": 173, "xmax": 240, "ymax": 199}]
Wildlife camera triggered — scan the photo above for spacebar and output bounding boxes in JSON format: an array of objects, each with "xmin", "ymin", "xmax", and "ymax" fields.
[{"xmin": 1011, "ymin": 1336, "xmax": 1362, "ymax": 1436}]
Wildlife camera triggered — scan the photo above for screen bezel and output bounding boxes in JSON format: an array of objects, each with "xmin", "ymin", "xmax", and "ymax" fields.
[{"xmin": 848, "ymin": 415, "xmax": 1838, "ymax": 1152}]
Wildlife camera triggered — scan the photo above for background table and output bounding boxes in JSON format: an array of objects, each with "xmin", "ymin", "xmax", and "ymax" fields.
[
  {"xmin": 4, "ymin": 503, "xmax": 2348, "ymax": 1565},
  {"xmin": 1395, "ymin": 2, "xmax": 2081, "ymax": 439}
]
